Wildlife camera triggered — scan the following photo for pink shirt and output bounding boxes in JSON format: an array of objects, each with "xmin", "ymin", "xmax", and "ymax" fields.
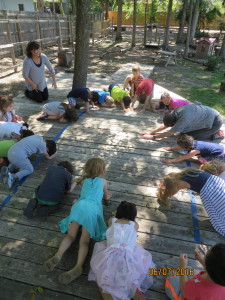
[
  {"xmin": 184, "ymin": 271, "xmax": 225, "ymax": 300},
  {"xmin": 136, "ymin": 78, "xmax": 154, "ymax": 96},
  {"xmin": 131, "ymin": 74, "xmax": 144, "ymax": 89},
  {"xmin": 170, "ymin": 98, "xmax": 190, "ymax": 109}
]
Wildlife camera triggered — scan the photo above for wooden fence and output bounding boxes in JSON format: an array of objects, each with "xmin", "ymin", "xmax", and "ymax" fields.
[{"xmin": 0, "ymin": 10, "xmax": 104, "ymax": 73}]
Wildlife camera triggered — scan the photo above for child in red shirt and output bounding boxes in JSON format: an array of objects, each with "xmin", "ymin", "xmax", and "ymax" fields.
[{"xmin": 131, "ymin": 78, "xmax": 154, "ymax": 111}]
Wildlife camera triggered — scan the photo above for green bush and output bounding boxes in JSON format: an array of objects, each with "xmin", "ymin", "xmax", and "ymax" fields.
[{"xmin": 206, "ymin": 55, "xmax": 221, "ymax": 71}]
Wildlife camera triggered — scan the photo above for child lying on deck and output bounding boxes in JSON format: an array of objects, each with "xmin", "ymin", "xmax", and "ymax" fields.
[
  {"xmin": 36, "ymin": 102, "xmax": 78, "ymax": 123},
  {"xmin": 163, "ymin": 134, "xmax": 225, "ymax": 164}
]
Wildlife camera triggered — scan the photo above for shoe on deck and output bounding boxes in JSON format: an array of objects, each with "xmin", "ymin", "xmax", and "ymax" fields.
[
  {"xmin": 7, "ymin": 172, "xmax": 15, "ymax": 189},
  {"xmin": 23, "ymin": 199, "xmax": 38, "ymax": 218},
  {"xmin": 1, "ymin": 166, "xmax": 9, "ymax": 184},
  {"xmin": 213, "ymin": 130, "xmax": 225, "ymax": 140},
  {"xmin": 36, "ymin": 114, "xmax": 49, "ymax": 121}
]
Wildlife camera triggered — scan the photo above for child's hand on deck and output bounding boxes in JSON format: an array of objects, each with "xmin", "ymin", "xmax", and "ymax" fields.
[
  {"xmin": 163, "ymin": 147, "xmax": 172, "ymax": 151},
  {"xmin": 163, "ymin": 159, "xmax": 173, "ymax": 163}
]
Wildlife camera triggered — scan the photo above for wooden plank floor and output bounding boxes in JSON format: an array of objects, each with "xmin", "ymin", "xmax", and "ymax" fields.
[{"xmin": 1, "ymin": 94, "xmax": 225, "ymax": 300}]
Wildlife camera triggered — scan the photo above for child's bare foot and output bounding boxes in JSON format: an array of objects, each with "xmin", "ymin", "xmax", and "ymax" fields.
[
  {"xmin": 99, "ymin": 288, "xmax": 114, "ymax": 300},
  {"xmin": 58, "ymin": 265, "xmax": 83, "ymax": 284},
  {"xmin": 134, "ymin": 289, "xmax": 146, "ymax": 300},
  {"xmin": 43, "ymin": 254, "xmax": 61, "ymax": 272}
]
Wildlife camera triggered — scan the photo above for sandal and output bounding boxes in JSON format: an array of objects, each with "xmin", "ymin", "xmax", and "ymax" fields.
[
  {"xmin": 58, "ymin": 265, "xmax": 83, "ymax": 284},
  {"xmin": 43, "ymin": 254, "xmax": 61, "ymax": 272}
]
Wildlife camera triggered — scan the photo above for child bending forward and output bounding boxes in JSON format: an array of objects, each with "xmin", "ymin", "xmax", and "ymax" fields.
[
  {"xmin": 163, "ymin": 134, "xmax": 225, "ymax": 164},
  {"xmin": 88, "ymin": 201, "xmax": 155, "ymax": 300},
  {"xmin": 153, "ymin": 92, "xmax": 189, "ymax": 113},
  {"xmin": 158, "ymin": 168, "xmax": 225, "ymax": 237},
  {"xmin": 43, "ymin": 157, "xmax": 111, "ymax": 285},
  {"xmin": 23, "ymin": 161, "xmax": 77, "ymax": 218}
]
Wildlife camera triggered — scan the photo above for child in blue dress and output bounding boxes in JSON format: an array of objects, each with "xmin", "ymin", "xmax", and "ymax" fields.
[
  {"xmin": 43, "ymin": 157, "xmax": 111, "ymax": 284},
  {"xmin": 163, "ymin": 134, "xmax": 225, "ymax": 164}
]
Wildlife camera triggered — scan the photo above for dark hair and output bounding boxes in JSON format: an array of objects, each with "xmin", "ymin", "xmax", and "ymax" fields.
[
  {"xmin": 177, "ymin": 134, "xmax": 194, "ymax": 149},
  {"xmin": 61, "ymin": 103, "xmax": 78, "ymax": 122},
  {"xmin": 23, "ymin": 122, "xmax": 29, "ymax": 129},
  {"xmin": 58, "ymin": 161, "xmax": 74, "ymax": 174},
  {"xmin": 158, "ymin": 101, "xmax": 166, "ymax": 109},
  {"xmin": 21, "ymin": 130, "xmax": 34, "ymax": 138},
  {"xmin": 46, "ymin": 140, "xmax": 56, "ymax": 156},
  {"xmin": 115, "ymin": 201, "xmax": 137, "ymax": 221},
  {"xmin": 163, "ymin": 113, "xmax": 177, "ymax": 127},
  {"xmin": 26, "ymin": 41, "xmax": 40, "ymax": 58},
  {"xmin": 123, "ymin": 96, "xmax": 132, "ymax": 109},
  {"xmin": 91, "ymin": 91, "xmax": 99, "ymax": 103},
  {"xmin": 205, "ymin": 243, "xmax": 225, "ymax": 286}
]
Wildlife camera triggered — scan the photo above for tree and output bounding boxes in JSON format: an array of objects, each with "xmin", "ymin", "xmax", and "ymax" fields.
[
  {"xmin": 37, "ymin": 0, "xmax": 44, "ymax": 12},
  {"xmin": 115, "ymin": 0, "xmax": 123, "ymax": 41},
  {"xmin": 164, "ymin": 0, "xmax": 173, "ymax": 50},
  {"xmin": 184, "ymin": 0, "xmax": 193, "ymax": 58},
  {"xmin": 131, "ymin": 0, "xmax": 137, "ymax": 47},
  {"xmin": 70, "ymin": 0, "xmax": 76, "ymax": 15},
  {"xmin": 176, "ymin": 0, "xmax": 188, "ymax": 44},
  {"xmin": 73, "ymin": 0, "xmax": 90, "ymax": 88},
  {"xmin": 190, "ymin": 0, "xmax": 200, "ymax": 42},
  {"xmin": 220, "ymin": 34, "xmax": 225, "ymax": 62}
]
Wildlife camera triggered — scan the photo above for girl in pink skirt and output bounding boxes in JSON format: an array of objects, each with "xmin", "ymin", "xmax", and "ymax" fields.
[{"xmin": 88, "ymin": 201, "xmax": 155, "ymax": 300}]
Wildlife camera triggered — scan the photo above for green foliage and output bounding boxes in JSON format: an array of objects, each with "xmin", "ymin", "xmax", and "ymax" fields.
[
  {"xmin": 205, "ymin": 55, "xmax": 221, "ymax": 71},
  {"xmin": 198, "ymin": 0, "xmax": 224, "ymax": 29},
  {"xmin": 218, "ymin": 21, "xmax": 225, "ymax": 33},
  {"xmin": 195, "ymin": 31, "xmax": 209, "ymax": 38}
]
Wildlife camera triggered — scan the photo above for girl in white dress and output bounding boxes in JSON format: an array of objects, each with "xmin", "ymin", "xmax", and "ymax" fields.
[{"xmin": 88, "ymin": 201, "xmax": 155, "ymax": 300}]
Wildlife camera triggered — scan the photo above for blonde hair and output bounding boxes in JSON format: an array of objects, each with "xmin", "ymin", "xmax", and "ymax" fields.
[
  {"xmin": 132, "ymin": 64, "xmax": 140, "ymax": 72},
  {"xmin": 160, "ymin": 92, "xmax": 171, "ymax": 100},
  {"xmin": 0, "ymin": 96, "xmax": 14, "ymax": 113},
  {"xmin": 83, "ymin": 157, "xmax": 106, "ymax": 178},
  {"xmin": 200, "ymin": 160, "xmax": 225, "ymax": 176},
  {"xmin": 157, "ymin": 168, "xmax": 202, "ymax": 205},
  {"xmin": 105, "ymin": 96, "xmax": 115, "ymax": 106}
]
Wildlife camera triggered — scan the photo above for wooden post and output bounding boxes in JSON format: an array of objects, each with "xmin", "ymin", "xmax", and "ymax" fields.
[
  {"xmin": 57, "ymin": 15, "xmax": 63, "ymax": 50},
  {"xmin": 155, "ymin": 24, "xmax": 158, "ymax": 42},
  {"xmin": 68, "ymin": 15, "xmax": 72, "ymax": 44},
  {"xmin": 16, "ymin": 14, "xmax": 25, "ymax": 55},
  {"xmin": 143, "ymin": 2, "xmax": 147, "ymax": 46},
  {"xmin": 3, "ymin": 10, "xmax": 17, "ymax": 72}
]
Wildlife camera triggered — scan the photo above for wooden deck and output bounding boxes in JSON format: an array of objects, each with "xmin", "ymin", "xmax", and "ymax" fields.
[{"xmin": 1, "ymin": 91, "xmax": 225, "ymax": 300}]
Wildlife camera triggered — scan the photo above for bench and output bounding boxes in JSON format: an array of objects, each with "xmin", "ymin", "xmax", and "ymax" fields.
[{"xmin": 154, "ymin": 50, "xmax": 177, "ymax": 67}]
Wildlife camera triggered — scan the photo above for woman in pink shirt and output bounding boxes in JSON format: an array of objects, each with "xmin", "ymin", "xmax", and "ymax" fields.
[{"xmin": 165, "ymin": 243, "xmax": 225, "ymax": 300}]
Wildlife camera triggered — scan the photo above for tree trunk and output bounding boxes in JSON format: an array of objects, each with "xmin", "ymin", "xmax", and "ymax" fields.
[
  {"xmin": 184, "ymin": 0, "xmax": 193, "ymax": 58},
  {"xmin": 37, "ymin": 0, "xmax": 44, "ymax": 12},
  {"xmin": 115, "ymin": 0, "xmax": 123, "ymax": 41},
  {"xmin": 131, "ymin": 0, "xmax": 137, "ymax": 48},
  {"xmin": 143, "ymin": 2, "xmax": 148, "ymax": 45},
  {"xmin": 190, "ymin": 0, "xmax": 200, "ymax": 42},
  {"xmin": 176, "ymin": 0, "xmax": 188, "ymax": 44},
  {"xmin": 220, "ymin": 33, "xmax": 225, "ymax": 62},
  {"xmin": 73, "ymin": 0, "xmax": 90, "ymax": 88},
  {"xmin": 70, "ymin": 0, "xmax": 76, "ymax": 15},
  {"xmin": 52, "ymin": 0, "xmax": 56, "ymax": 14},
  {"xmin": 104, "ymin": 1, "xmax": 109, "ymax": 20},
  {"xmin": 164, "ymin": 0, "xmax": 173, "ymax": 50}
]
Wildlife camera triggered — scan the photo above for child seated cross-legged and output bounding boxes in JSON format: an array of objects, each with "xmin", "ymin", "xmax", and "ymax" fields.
[
  {"xmin": 200, "ymin": 160, "xmax": 225, "ymax": 181},
  {"xmin": 23, "ymin": 161, "xmax": 77, "ymax": 218},
  {"xmin": 43, "ymin": 157, "xmax": 111, "ymax": 284},
  {"xmin": 163, "ymin": 134, "xmax": 225, "ymax": 164},
  {"xmin": 88, "ymin": 201, "xmax": 155, "ymax": 300},
  {"xmin": 108, "ymin": 84, "xmax": 132, "ymax": 112},
  {"xmin": 1, "ymin": 135, "xmax": 56, "ymax": 189},
  {"xmin": 165, "ymin": 244, "xmax": 225, "ymax": 300},
  {"xmin": 36, "ymin": 101, "xmax": 78, "ymax": 123}
]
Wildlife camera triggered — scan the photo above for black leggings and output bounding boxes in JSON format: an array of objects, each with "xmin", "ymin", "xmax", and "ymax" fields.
[{"xmin": 25, "ymin": 87, "xmax": 48, "ymax": 103}]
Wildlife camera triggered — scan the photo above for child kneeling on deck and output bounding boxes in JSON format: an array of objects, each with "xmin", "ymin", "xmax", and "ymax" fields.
[
  {"xmin": 108, "ymin": 84, "xmax": 132, "ymax": 112},
  {"xmin": 165, "ymin": 244, "xmax": 225, "ymax": 300},
  {"xmin": 163, "ymin": 134, "xmax": 225, "ymax": 164},
  {"xmin": 43, "ymin": 157, "xmax": 111, "ymax": 285},
  {"xmin": 88, "ymin": 201, "xmax": 155, "ymax": 300},
  {"xmin": 36, "ymin": 101, "xmax": 78, "ymax": 123},
  {"xmin": 24, "ymin": 161, "xmax": 77, "ymax": 218},
  {"xmin": 1, "ymin": 135, "xmax": 56, "ymax": 189}
]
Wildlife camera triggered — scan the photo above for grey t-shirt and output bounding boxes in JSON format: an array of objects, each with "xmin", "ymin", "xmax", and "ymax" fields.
[
  {"xmin": 35, "ymin": 165, "xmax": 72, "ymax": 204},
  {"xmin": 22, "ymin": 53, "xmax": 55, "ymax": 92},
  {"xmin": 8, "ymin": 135, "xmax": 46, "ymax": 158},
  {"xmin": 42, "ymin": 102, "xmax": 65, "ymax": 114},
  {"xmin": 170, "ymin": 104, "xmax": 220, "ymax": 133}
]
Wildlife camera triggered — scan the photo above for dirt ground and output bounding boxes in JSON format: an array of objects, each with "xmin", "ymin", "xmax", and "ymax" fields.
[{"xmin": 0, "ymin": 27, "xmax": 224, "ymax": 101}]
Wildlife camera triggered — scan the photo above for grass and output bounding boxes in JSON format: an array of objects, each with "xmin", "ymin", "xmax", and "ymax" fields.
[{"xmin": 153, "ymin": 59, "xmax": 225, "ymax": 115}]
